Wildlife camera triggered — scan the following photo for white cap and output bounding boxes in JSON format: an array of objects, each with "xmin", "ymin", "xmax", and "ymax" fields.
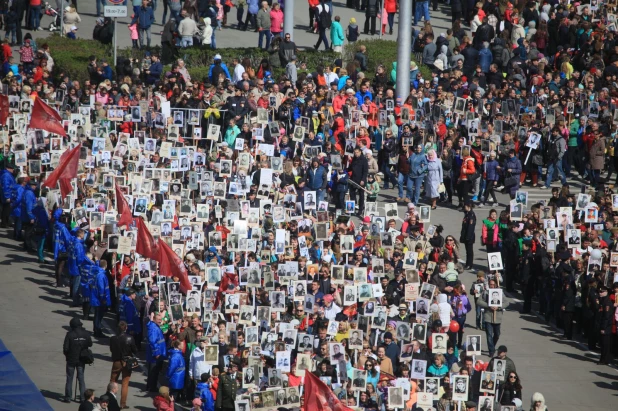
[
  {"xmin": 71, "ymin": 25, "xmax": 78, "ymax": 31},
  {"xmin": 214, "ymin": 54, "xmax": 222, "ymax": 60}
]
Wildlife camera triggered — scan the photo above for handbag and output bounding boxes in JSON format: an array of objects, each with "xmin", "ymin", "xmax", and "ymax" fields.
[
  {"xmin": 123, "ymin": 356, "xmax": 139, "ymax": 369},
  {"xmin": 532, "ymin": 153, "xmax": 544, "ymax": 166},
  {"xmin": 504, "ymin": 172, "xmax": 518, "ymax": 187},
  {"xmin": 79, "ymin": 345, "xmax": 95, "ymax": 365},
  {"xmin": 438, "ymin": 183, "xmax": 446, "ymax": 194}
]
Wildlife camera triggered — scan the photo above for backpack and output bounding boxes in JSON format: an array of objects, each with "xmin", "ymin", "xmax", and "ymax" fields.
[{"xmin": 318, "ymin": 6, "xmax": 331, "ymax": 29}]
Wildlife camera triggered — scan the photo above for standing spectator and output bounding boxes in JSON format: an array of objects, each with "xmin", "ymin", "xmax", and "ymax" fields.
[
  {"xmin": 414, "ymin": 0, "xmax": 430, "ymax": 26},
  {"xmin": 128, "ymin": 18, "xmax": 139, "ymax": 48},
  {"xmin": 313, "ymin": 0, "xmax": 330, "ymax": 51},
  {"xmin": 256, "ymin": 1, "xmax": 271, "ymax": 49},
  {"xmin": 499, "ymin": 149, "xmax": 522, "ymax": 200},
  {"xmin": 62, "ymin": 317, "xmax": 92, "ymax": 403},
  {"xmin": 307, "ymin": 0, "xmax": 319, "ymax": 33},
  {"xmin": 384, "ymin": 0, "xmax": 397, "ymax": 34},
  {"xmin": 18, "ymin": 38, "xmax": 34, "ymax": 72},
  {"xmin": 346, "ymin": 17, "xmax": 359, "ymax": 44},
  {"xmin": 243, "ymin": 0, "xmax": 258, "ymax": 31},
  {"xmin": 476, "ymin": 277, "xmax": 503, "ymax": 357},
  {"xmin": 330, "ymin": 15, "xmax": 344, "ymax": 53},
  {"xmin": 178, "ymin": 10, "xmax": 198, "ymax": 47},
  {"xmin": 169, "ymin": 0, "xmax": 183, "ymax": 22},
  {"xmin": 235, "ymin": 0, "xmax": 245, "ymax": 28},
  {"xmin": 137, "ymin": 0, "xmax": 155, "ymax": 49},
  {"xmin": 278, "ymin": 32, "xmax": 296, "ymax": 65},
  {"xmin": 28, "ymin": 0, "xmax": 42, "ymax": 31},
  {"xmin": 408, "ymin": 144, "xmax": 427, "ymax": 205},
  {"xmin": 4, "ymin": 6, "xmax": 18, "ymax": 45},
  {"xmin": 363, "ymin": 0, "xmax": 378, "ymax": 35},
  {"xmin": 269, "ymin": 1, "xmax": 283, "ymax": 39},
  {"xmin": 63, "ymin": 6, "xmax": 81, "ymax": 35},
  {"xmin": 588, "ymin": 130, "xmax": 606, "ymax": 188}
]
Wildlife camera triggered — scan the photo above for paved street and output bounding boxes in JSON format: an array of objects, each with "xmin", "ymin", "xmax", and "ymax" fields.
[
  {"xmin": 24, "ymin": 1, "xmax": 456, "ymax": 51},
  {"xmin": 0, "ymin": 179, "xmax": 617, "ymax": 410}
]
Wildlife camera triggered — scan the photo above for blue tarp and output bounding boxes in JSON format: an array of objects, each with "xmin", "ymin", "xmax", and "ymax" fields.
[{"xmin": 0, "ymin": 339, "xmax": 53, "ymax": 411}]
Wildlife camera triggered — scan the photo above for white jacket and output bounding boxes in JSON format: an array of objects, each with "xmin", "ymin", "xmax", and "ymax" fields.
[
  {"xmin": 189, "ymin": 347, "xmax": 213, "ymax": 379},
  {"xmin": 178, "ymin": 16, "xmax": 198, "ymax": 37},
  {"xmin": 202, "ymin": 18, "xmax": 213, "ymax": 45}
]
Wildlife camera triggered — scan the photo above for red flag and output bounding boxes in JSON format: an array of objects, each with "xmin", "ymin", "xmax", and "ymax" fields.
[
  {"xmin": 135, "ymin": 217, "xmax": 159, "ymax": 261},
  {"xmin": 42, "ymin": 143, "xmax": 81, "ymax": 198},
  {"xmin": 304, "ymin": 372, "xmax": 356, "ymax": 411},
  {"xmin": 158, "ymin": 238, "xmax": 192, "ymax": 293},
  {"xmin": 0, "ymin": 95, "xmax": 9, "ymax": 126},
  {"xmin": 115, "ymin": 184, "xmax": 133, "ymax": 228},
  {"xmin": 29, "ymin": 97, "xmax": 67, "ymax": 136},
  {"xmin": 214, "ymin": 271, "xmax": 239, "ymax": 309}
]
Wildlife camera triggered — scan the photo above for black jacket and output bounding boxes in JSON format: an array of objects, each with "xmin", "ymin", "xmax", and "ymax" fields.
[
  {"xmin": 105, "ymin": 391, "xmax": 121, "ymax": 411},
  {"xmin": 473, "ymin": 23, "xmax": 495, "ymax": 48},
  {"xmin": 562, "ymin": 286, "xmax": 575, "ymax": 312},
  {"xmin": 460, "ymin": 210, "xmax": 476, "ymax": 244},
  {"xmin": 349, "ymin": 154, "xmax": 368, "ymax": 185},
  {"xmin": 215, "ymin": 372, "xmax": 239, "ymax": 409},
  {"xmin": 110, "ymin": 332, "xmax": 138, "ymax": 362},
  {"xmin": 63, "ymin": 321, "xmax": 93, "ymax": 366},
  {"xmin": 365, "ymin": 0, "xmax": 378, "ymax": 17}
]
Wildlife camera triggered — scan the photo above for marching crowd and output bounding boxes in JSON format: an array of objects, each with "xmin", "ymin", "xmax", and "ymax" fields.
[{"xmin": 2, "ymin": 0, "xmax": 618, "ymax": 411}]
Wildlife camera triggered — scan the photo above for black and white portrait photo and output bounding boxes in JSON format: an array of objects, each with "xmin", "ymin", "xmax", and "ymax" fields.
[{"xmin": 487, "ymin": 252, "xmax": 503, "ymax": 270}]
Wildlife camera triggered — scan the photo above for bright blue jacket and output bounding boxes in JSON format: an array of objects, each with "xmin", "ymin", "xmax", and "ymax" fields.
[
  {"xmin": 11, "ymin": 184, "xmax": 24, "ymax": 218},
  {"xmin": 67, "ymin": 236, "xmax": 86, "ymax": 277},
  {"xmin": 146, "ymin": 320, "xmax": 166, "ymax": 363},
  {"xmin": 199, "ymin": 382, "xmax": 215, "ymax": 411},
  {"xmin": 408, "ymin": 153, "xmax": 428, "ymax": 178},
  {"xmin": 80, "ymin": 259, "xmax": 98, "ymax": 303},
  {"xmin": 92, "ymin": 268, "xmax": 111, "ymax": 307},
  {"xmin": 208, "ymin": 62, "xmax": 231, "ymax": 83},
  {"xmin": 53, "ymin": 213, "xmax": 71, "ymax": 259},
  {"xmin": 0, "ymin": 169, "xmax": 15, "ymax": 202},
  {"xmin": 166, "ymin": 348, "xmax": 186, "ymax": 389},
  {"xmin": 20, "ymin": 186, "xmax": 36, "ymax": 222},
  {"xmin": 119, "ymin": 294, "xmax": 141, "ymax": 334},
  {"xmin": 33, "ymin": 203, "xmax": 49, "ymax": 234}
]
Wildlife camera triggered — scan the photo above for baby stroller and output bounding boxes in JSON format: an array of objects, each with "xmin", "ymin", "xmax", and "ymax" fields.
[{"xmin": 44, "ymin": 2, "xmax": 61, "ymax": 32}]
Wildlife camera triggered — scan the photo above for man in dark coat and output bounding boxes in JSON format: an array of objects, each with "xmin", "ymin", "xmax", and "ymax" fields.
[
  {"xmin": 216, "ymin": 360, "xmax": 240, "ymax": 411},
  {"xmin": 349, "ymin": 146, "xmax": 368, "ymax": 216},
  {"xmin": 501, "ymin": 222, "xmax": 520, "ymax": 293},
  {"xmin": 62, "ymin": 318, "xmax": 93, "ymax": 403},
  {"xmin": 363, "ymin": 0, "xmax": 378, "ymax": 35},
  {"xmin": 473, "ymin": 17, "xmax": 495, "ymax": 48}
]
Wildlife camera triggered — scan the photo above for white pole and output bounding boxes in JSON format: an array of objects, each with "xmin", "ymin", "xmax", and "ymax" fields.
[{"xmin": 113, "ymin": 17, "xmax": 117, "ymax": 69}]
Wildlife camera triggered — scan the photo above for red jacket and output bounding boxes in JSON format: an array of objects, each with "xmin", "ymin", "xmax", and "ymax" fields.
[{"xmin": 385, "ymin": 0, "xmax": 398, "ymax": 13}]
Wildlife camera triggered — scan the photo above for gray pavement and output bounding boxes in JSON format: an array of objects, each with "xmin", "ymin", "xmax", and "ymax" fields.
[
  {"xmin": 1, "ymin": 180, "xmax": 617, "ymax": 410},
  {"xmin": 24, "ymin": 1, "xmax": 455, "ymax": 51}
]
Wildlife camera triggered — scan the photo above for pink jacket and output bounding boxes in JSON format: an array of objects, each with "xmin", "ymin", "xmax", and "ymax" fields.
[
  {"xmin": 216, "ymin": 0, "xmax": 223, "ymax": 20},
  {"xmin": 129, "ymin": 23, "xmax": 138, "ymax": 40},
  {"xmin": 270, "ymin": 9, "xmax": 284, "ymax": 33}
]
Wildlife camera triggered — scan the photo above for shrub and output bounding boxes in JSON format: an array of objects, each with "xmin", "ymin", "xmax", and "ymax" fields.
[
  {"xmin": 41, "ymin": 35, "xmax": 430, "ymax": 87},
  {"xmin": 342, "ymin": 39, "xmax": 431, "ymax": 79}
]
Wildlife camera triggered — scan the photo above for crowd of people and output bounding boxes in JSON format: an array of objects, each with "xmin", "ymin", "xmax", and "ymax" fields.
[{"xmin": 2, "ymin": 0, "xmax": 618, "ymax": 411}]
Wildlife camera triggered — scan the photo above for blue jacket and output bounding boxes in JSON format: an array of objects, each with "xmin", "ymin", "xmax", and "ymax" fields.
[
  {"xmin": 198, "ymin": 382, "xmax": 215, "ymax": 411},
  {"xmin": 166, "ymin": 348, "xmax": 186, "ymax": 390},
  {"xmin": 137, "ymin": 5, "xmax": 155, "ymax": 29},
  {"xmin": 119, "ymin": 294, "xmax": 141, "ymax": 334},
  {"xmin": 205, "ymin": 246, "xmax": 223, "ymax": 264},
  {"xmin": 80, "ymin": 259, "xmax": 98, "ymax": 303},
  {"xmin": 11, "ymin": 184, "xmax": 24, "ymax": 218},
  {"xmin": 408, "ymin": 153, "xmax": 428, "ymax": 178},
  {"xmin": 101, "ymin": 65, "xmax": 113, "ymax": 81},
  {"xmin": 355, "ymin": 89, "xmax": 372, "ymax": 105},
  {"xmin": 0, "ymin": 169, "xmax": 15, "ymax": 202},
  {"xmin": 484, "ymin": 159, "xmax": 499, "ymax": 181},
  {"xmin": 306, "ymin": 165, "xmax": 327, "ymax": 191},
  {"xmin": 147, "ymin": 61, "xmax": 163, "ymax": 84},
  {"xmin": 92, "ymin": 269, "xmax": 111, "ymax": 307},
  {"xmin": 67, "ymin": 236, "xmax": 86, "ymax": 277},
  {"xmin": 20, "ymin": 186, "xmax": 36, "ymax": 222},
  {"xmin": 478, "ymin": 48, "xmax": 493, "ymax": 72},
  {"xmin": 146, "ymin": 320, "xmax": 166, "ymax": 363},
  {"xmin": 33, "ymin": 203, "xmax": 49, "ymax": 233},
  {"xmin": 504, "ymin": 156, "xmax": 522, "ymax": 175},
  {"xmin": 248, "ymin": 0, "xmax": 259, "ymax": 14},
  {"xmin": 53, "ymin": 219, "xmax": 71, "ymax": 259},
  {"xmin": 208, "ymin": 62, "xmax": 231, "ymax": 83}
]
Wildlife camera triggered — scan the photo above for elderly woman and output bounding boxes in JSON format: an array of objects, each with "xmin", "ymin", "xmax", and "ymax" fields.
[{"xmin": 425, "ymin": 149, "xmax": 443, "ymax": 209}]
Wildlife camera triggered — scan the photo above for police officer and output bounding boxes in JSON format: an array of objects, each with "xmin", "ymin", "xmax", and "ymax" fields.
[{"xmin": 598, "ymin": 286, "xmax": 613, "ymax": 365}]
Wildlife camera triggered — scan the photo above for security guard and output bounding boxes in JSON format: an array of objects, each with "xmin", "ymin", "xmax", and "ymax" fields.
[{"xmin": 216, "ymin": 358, "xmax": 239, "ymax": 411}]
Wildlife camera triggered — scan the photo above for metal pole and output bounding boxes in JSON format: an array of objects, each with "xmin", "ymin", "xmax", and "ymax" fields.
[
  {"xmin": 379, "ymin": 0, "xmax": 383, "ymax": 39},
  {"xmin": 113, "ymin": 18, "xmax": 117, "ymax": 68},
  {"xmin": 395, "ymin": 0, "xmax": 412, "ymax": 105},
  {"xmin": 60, "ymin": 3, "xmax": 64, "ymax": 37},
  {"xmin": 284, "ymin": 0, "xmax": 294, "ymax": 41}
]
